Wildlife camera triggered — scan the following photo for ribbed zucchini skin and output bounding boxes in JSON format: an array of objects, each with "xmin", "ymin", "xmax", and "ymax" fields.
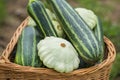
[
  {"xmin": 27, "ymin": 0, "xmax": 58, "ymax": 37},
  {"xmin": 94, "ymin": 17, "xmax": 104, "ymax": 61},
  {"xmin": 49, "ymin": 0, "xmax": 102, "ymax": 64},
  {"xmin": 14, "ymin": 26, "xmax": 42, "ymax": 67}
]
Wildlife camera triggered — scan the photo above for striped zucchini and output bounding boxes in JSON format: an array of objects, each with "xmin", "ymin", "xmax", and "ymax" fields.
[
  {"xmin": 49, "ymin": 0, "xmax": 102, "ymax": 64},
  {"xmin": 94, "ymin": 17, "xmax": 104, "ymax": 61},
  {"xmin": 27, "ymin": 0, "xmax": 58, "ymax": 37},
  {"xmin": 14, "ymin": 26, "xmax": 42, "ymax": 67}
]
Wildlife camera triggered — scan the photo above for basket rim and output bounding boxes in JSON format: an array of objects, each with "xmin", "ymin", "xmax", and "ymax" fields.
[{"xmin": 0, "ymin": 17, "xmax": 116, "ymax": 76}]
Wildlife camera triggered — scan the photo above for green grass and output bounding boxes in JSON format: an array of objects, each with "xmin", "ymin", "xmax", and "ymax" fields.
[{"xmin": 75, "ymin": 0, "xmax": 113, "ymax": 17}]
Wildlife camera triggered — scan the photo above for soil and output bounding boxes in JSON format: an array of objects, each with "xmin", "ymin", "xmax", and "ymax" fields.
[{"xmin": 0, "ymin": 0, "xmax": 28, "ymax": 54}]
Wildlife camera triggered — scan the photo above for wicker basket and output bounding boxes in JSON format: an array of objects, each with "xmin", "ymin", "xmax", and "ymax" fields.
[{"xmin": 0, "ymin": 17, "xmax": 116, "ymax": 80}]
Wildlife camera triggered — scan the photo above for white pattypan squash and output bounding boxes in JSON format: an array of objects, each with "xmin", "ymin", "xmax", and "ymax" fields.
[
  {"xmin": 37, "ymin": 37, "xmax": 80, "ymax": 73},
  {"xmin": 75, "ymin": 8, "xmax": 97, "ymax": 29}
]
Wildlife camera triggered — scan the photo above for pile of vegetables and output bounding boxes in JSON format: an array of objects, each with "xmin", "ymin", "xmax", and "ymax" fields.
[{"xmin": 14, "ymin": 0, "xmax": 104, "ymax": 73}]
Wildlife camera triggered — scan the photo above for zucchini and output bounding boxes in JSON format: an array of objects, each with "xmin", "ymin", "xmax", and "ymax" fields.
[
  {"xmin": 94, "ymin": 17, "xmax": 104, "ymax": 61},
  {"xmin": 27, "ymin": 0, "xmax": 58, "ymax": 37},
  {"xmin": 48, "ymin": 0, "xmax": 102, "ymax": 64},
  {"xmin": 14, "ymin": 26, "xmax": 42, "ymax": 67}
]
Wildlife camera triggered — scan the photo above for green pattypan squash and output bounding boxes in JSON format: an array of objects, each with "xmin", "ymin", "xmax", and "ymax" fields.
[
  {"xmin": 37, "ymin": 36, "xmax": 80, "ymax": 73},
  {"xmin": 45, "ymin": 8, "xmax": 65, "ymax": 38},
  {"xmin": 45, "ymin": 8, "xmax": 57, "ymax": 21},
  {"xmin": 28, "ymin": 17, "xmax": 36, "ymax": 27},
  {"xmin": 52, "ymin": 20, "xmax": 64, "ymax": 38},
  {"xmin": 75, "ymin": 8, "xmax": 97, "ymax": 29}
]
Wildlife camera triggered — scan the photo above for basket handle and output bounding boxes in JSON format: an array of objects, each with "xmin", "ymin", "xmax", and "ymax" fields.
[{"xmin": 0, "ymin": 17, "xmax": 29, "ymax": 63}]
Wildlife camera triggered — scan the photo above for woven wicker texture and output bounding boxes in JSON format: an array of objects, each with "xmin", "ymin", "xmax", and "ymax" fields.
[{"xmin": 0, "ymin": 17, "xmax": 116, "ymax": 80}]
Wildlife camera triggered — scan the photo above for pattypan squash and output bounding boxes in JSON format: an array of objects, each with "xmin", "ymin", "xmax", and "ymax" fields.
[
  {"xmin": 37, "ymin": 36, "xmax": 80, "ymax": 73},
  {"xmin": 45, "ymin": 8, "xmax": 57, "ymax": 21},
  {"xmin": 28, "ymin": 17, "xmax": 36, "ymax": 26},
  {"xmin": 46, "ymin": 8, "xmax": 64, "ymax": 37},
  {"xmin": 75, "ymin": 8, "xmax": 97, "ymax": 29},
  {"xmin": 52, "ymin": 20, "xmax": 64, "ymax": 38}
]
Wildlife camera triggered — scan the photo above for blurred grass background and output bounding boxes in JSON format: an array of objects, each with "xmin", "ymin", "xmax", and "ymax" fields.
[
  {"xmin": 0, "ymin": 0, "xmax": 7, "ymax": 24},
  {"xmin": 0, "ymin": 0, "xmax": 120, "ymax": 80}
]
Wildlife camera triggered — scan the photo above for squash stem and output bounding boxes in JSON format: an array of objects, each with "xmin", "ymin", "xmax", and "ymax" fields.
[{"xmin": 28, "ymin": 0, "xmax": 36, "ymax": 5}]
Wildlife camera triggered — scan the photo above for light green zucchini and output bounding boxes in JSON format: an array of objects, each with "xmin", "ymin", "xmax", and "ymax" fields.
[{"xmin": 14, "ymin": 26, "xmax": 43, "ymax": 67}]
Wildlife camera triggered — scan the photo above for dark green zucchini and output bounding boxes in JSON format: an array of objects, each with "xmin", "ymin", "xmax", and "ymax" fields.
[
  {"xmin": 27, "ymin": 0, "xmax": 58, "ymax": 37},
  {"xmin": 48, "ymin": 0, "xmax": 102, "ymax": 64},
  {"xmin": 94, "ymin": 17, "xmax": 104, "ymax": 61},
  {"xmin": 14, "ymin": 26, "xmax": 42, "ymax": 67}
]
